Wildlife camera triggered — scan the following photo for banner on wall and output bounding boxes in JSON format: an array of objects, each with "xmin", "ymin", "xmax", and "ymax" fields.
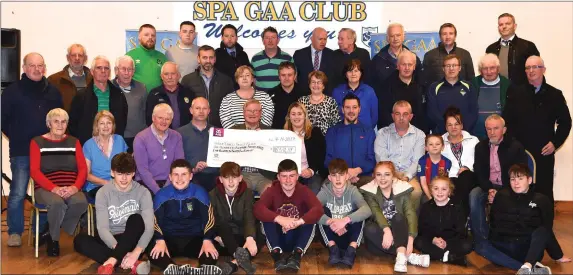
[
  {"xmin": 369, "ymin": 32, "xmax": 440, "ymax": 61},
  {"xmin": 126, "ymin": 30, "xmax": 191, "ymax": 54}
]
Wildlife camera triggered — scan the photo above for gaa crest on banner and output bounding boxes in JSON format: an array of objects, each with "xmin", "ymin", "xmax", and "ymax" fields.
[{"xmin": 362, "ymin": 27, "xmax": 378, "ymax": 47}]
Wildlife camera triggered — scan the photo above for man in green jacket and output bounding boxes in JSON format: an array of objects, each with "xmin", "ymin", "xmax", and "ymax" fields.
[
  {"xmin": 471, "ymin": 53, "xmax": 510, "ymax": 138},
  {"xmin": 126, "ymin": 24, "xmax": 167, "ymax": 91}
]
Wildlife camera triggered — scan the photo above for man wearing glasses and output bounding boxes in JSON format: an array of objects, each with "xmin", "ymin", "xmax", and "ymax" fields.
[
  {"xmin": 69, "ymin": 56, "xmax": 128, "ymax": 144},
  {"xmin": 145, "ymin": 62, "xmax": 196, "ymax": 129},
  {"xmin": 470, "ymin": 54, "xmax": 511, "ymax": 139},
  {"xmin": 134, "ymin": 103, "xmax": 184, "ymax": 195},
  {"xmin": 47, "ymin": 43, "xmax": 93, "ymax": 112},
  {"xmin": 503, "ymin": 56, "xmax": 571, "ymax": 205},
  {"xmin": 485, "ymin": 13, "xmax": 540, "ymax": 86},
  {"xmin": 113, "ymin": 55, "xmax": 147, "ymax": 152},
  {"xmin": 426, "ymin": 54, "xmax": 478, "ymax": 134}
]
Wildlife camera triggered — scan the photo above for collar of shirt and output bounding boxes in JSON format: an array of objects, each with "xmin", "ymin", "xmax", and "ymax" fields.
[
  {"xmin": 178, "ymin": 44, "xmax": 194, "ymax": 50},
  {"xmin": 481, "ymin": 75, "xmax": 501, "ymax": 86},
  {"xmin": 68, "ymin": 67, "xmax": 85, "ymax": 78},
  {"xmin": 535, "ymin": 85, "xmax": 542, "ymax": 94},
  {"xmin": 201, "ymin": 71, "xmax": 214, "ymax": 81},
  {"xmin": 490, "ymin": 137, "xmax": 503, "ymax": 148},
  {"xmin": 164, "ymin": 84, "xmax": 180, "ymax": 94},
  {"xmin": 113, "ymin": 78, "xmax": 134, "ymax": 92},
  {"xmin": 226, "ymin": 47, "xmax": 236, "ymax": 55},
  {"xmin": 388, "ymin": 47, "xmax": 402, "ymax": 59},
  {"xmin": 93, "ymin": 83, "xmax": 110, "ymax": 94},
  {"xmin": 389, "ymin": 122, "xmax": 416, "ymax": 136},
  {"xmin": 500, "ymin": 34, "xmax": 516, "ymax": 45},
  {"xmin": 311, "ymin": 46, "xmax": 322, "ymax": 57},
  {"xmin": 150, "ymin": 124, "xmax": 169, "ymax": 144}
]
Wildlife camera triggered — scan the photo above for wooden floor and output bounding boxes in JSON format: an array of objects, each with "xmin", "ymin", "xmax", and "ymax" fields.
[{"xmin": 1, "ymin": 201, "xmax": 572, "ymax": 274}]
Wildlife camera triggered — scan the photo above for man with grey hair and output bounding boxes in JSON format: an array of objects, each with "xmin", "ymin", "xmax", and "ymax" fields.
[
  {"xmin": 2, "ymin": 52, "xmax": 63, "ymax": 247},
  {"xmin": 69, "ymin": 55, "xmax": 127, "ymax": 144},
  {"xmin": 48, "ymin": 43, "xmax": 93, "ymax": 111},
  {"xmin": 293, "ymin": 27, "xmax": 335, "ymax": 94},
  {"xmin": 370, "ymin": 23, "xmax": 422, "ymax": 89},
  {"xmin": 134, "ymin": 103, "xmax": 184, "ymax": 194},
  {"xmin": 146, "ymin": 61, "xmax": 196, "ymax": 129},
  {"xmin": 113, "ymin": 55, "xmax": 147, "ymax": 152},
  {"xmin": 177, "ymin": 97, "xmax": 219, "ymax": 191},
  {"xmin": 470, "ymin": 53, "xmax": 510, "ymax": 138},
  {"xmin": 485, "ymin": 13, "xmax": 539, "ymax": 85},
  {"xmin": 331, "ymin": 28, "xmax": 371, "ymax": 90},
  {"xmin": 503, "ymin": 55, "xmax": 571, "ymax": 204}
]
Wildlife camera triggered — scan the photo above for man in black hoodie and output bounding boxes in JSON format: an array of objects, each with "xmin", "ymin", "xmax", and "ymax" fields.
[
  {"xmin": 214, "ymin": 24, "xmax": 252, "ymax": 90},
  {"xmin": 2, "ymin": 52, "xmax": 63, "ymax": 247}
]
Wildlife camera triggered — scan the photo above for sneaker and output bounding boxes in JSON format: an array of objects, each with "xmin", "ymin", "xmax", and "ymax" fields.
[
  {"xmin": 130, "ymin": 260, "xmax": 150, "ymax": 274},
  {"xmin": 327, "ymin": 245, "xmax": 342, "ymax": 265},
  {"xmin": 7, "ymin": 234, "xmax": 22, "ymax": 247},
  {"xmin": 340, "ymin": 246, "xmax": 357, "ymax": 267},
  {"xmin": 217, "ymin": 262, "xmax": 235, "ymax": 275},
  {"xmin": 46, "ymin": 239, "xmax": 60, "ymax": 257},
  {"xmin": 285, "ymin": 249, "xmax": 303, "ymax": 271},
  {"xmin": 181, "ymin": 264, "xmax": 223, "ymax": 275},
  {"xmin": 271, "ymin": 249, "xmax": 288, "ymax": 271},
  {"xmin": 517, "ymin": 266, "xmax": 532, "ymax": 275},
  {"xmin": 394, "ymin": 253, "xmax": 408, "ymax": 273},
  {"xmin": 97, "ymin": 264, "xmax": 114, "ymax": 275},
  {"xmin": 163, "ymin": 264, "xmax": 185, "ymax": 275},
  {"xmin": 235, "ymin": 247, "xmax": 256, "ymax": 274},
  {"xmin": 408, "ymin": 253, "xmax": 430, "ymax": 267},
  {"xmin": 532, "ymin": 262, "xmax": 552, "ymax": 274}
]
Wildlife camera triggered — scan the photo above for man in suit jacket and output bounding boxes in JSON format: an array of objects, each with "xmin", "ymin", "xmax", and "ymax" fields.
[{"xmin": 293, "ymin": 27, "xmax": 334, "ymax": 95}]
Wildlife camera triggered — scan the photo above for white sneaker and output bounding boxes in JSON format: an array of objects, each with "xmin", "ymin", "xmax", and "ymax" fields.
[
  {"xmin": 7, "ymin": 234, "xmax": 22, "ymax": 247},
  {"xmin": 532, "ymin": 262, "xmax": 552, "ymax": 274},
  {"xmin": 394, "ymin": 253, "xmax": 408, "ymax": 273},
  {"xmin": 408, "ymin": 253, "xmax": 430, "ymax": 267}
]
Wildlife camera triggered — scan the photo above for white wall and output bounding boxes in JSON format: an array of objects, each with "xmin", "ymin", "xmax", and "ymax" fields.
[{"xmin": 2, "ymin": 2, "xmax": 572, "ymax": 200}]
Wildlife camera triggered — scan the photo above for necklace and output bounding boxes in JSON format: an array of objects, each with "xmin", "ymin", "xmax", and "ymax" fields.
[{"xmin": 310, "ymin": 93, "xmax": 324, "ymax": 104}]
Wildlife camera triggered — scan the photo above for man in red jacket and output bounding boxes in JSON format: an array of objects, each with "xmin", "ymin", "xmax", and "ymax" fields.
[{"xmin": 253, "ymin": 159, "xmax": 323, "ymax": 272}]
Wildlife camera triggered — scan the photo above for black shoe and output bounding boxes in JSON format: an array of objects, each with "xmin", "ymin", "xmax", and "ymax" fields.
[
  {"xmin": 271, "ymin": 249, "xmax": 288, "ymax": 271},
  {"xmin": 447, "ymin": 254, "xmax": 468, "ymax": 267},
  {"xmin": 340, "ymin": 246, "xmax": 357, "ymax": 268},
  {"xmin": 218, "ymin": 261, "xmax": 236, "ymax": 275},
  {"xmin": 285, "ymin": 248, "xmax": 303, "ymax": 272},
  {"xmin": 235, "ymin": 247, "xmax": 256, "ymax": 274},
  {"xmin": 328, "ymin": 245, "xmax": 342, "ymax": 265},
  {"xmin": 37, "ymin": 224, "xmax": 50, "ymax": 247},
  {"xmin": 47, "ymin": 239, "xmax": 59, "ymax": 257}
]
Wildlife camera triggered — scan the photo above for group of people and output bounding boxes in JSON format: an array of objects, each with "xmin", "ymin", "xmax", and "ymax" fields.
[{"xmin": 2, "ymin": 12, "xmax": 572, "ymax": 275}]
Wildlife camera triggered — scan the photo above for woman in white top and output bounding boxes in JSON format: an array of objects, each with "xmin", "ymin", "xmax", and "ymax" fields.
[
  {"xmin": 219, "ymin": 65, "xmax": 274, "ymax": 128},
  {"xmin": 441, "ymin": 106, "xmax": 479, "ymax": 216}
]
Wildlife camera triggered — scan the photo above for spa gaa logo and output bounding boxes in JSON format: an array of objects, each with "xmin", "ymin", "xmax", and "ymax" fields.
[{"xmin": 362, "ymin": 27, "xmax": 378, "ymax": 47}]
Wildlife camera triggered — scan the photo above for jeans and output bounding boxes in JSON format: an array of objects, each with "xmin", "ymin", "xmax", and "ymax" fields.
[
  {"xmin": 469, "ymin": 186, "xmax": 489, "ymax": 242},
  {"xmin": 8, "ymin": 156, "xmax": 30, "ymax": 235}
]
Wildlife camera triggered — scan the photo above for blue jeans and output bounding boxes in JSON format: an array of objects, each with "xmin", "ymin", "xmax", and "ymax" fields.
[
  {"xmin": 8, "ymin": 156, "xmax": 30, "ymax": 235},
  {"xmin": 469, "ymin": 186, "xmax": 489, "ymax": 242}
]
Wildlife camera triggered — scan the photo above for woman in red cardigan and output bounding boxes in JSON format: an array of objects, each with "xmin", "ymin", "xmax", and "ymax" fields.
[{"xmin": 30, "ymin": 108, "xmax": 88, "ymax": 257}]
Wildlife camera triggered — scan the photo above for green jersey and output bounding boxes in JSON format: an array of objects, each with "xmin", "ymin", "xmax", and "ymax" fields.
[{"xmin": 126, "ymin": 45, "xmax": 167, "ymax": 91}]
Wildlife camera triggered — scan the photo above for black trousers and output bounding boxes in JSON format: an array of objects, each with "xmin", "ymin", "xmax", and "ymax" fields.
[
  {"xmin": 144, "ymin": 235, "xmax": 217, "ymax": 270},
  {"xmin": 450, "ymin": 170, "xmax": 477, "ymax": 216},
  {"xmin": 74, "ymin": 214, "xmax": 145, "ymax": 265},
  {"xmin": 414, "ymin": 236, "xmax": 473, "ymax": 260},
  {"xmin": 124, "ymin": 137, "xmax": 135, "ymax": 154},
  {"xmin": 529, "ymin": 151, "xmax": 555, "ymax": 205},
  {"xmin": 363, "ymin": 214, "xmax": 409, "ymax": 256}
]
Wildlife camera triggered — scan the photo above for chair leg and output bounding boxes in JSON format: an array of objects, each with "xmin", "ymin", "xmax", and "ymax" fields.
[
  {"xmin": 35, "ymin": 209, "xmax": 39, "ymax": 258},
  {"xmin": 87, "ymin": 205, "xmax": 92, "ymax": 236},
  {"xmin": 28, "ymin": 209, "xmax": 34, "ymax": 246}
]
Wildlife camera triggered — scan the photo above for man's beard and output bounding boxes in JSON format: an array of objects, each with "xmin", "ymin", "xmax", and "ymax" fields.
[{"xmin": 141, "ymin": 40, "xmax": 155, "ymax": 50}]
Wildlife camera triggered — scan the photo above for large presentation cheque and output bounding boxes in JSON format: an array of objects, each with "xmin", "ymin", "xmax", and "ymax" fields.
[{"xmin": 206, "ymin": 128, "xmax": 302, "ymax": 173}]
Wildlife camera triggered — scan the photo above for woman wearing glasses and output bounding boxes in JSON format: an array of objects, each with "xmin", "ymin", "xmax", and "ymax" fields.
[{"xmin": 298, "ymin": 71, "xmax": 340, "ymax": 136}]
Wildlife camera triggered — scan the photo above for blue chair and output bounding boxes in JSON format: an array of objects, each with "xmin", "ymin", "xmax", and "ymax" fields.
[{"xmin": 525, "ymin": 150, "xmax": 537, "ymax": 184}]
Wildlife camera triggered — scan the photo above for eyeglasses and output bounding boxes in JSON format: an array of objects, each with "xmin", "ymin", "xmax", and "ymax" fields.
[
  {"xmin": 95, "ymin": 66, "xmax": 111, "ymax": 72},
  {"xmin": 482, "ymin": 66, "xmax": 498, "ymax": 72},
  {"xmin": 27, "ymin": 64, "xmax": 45, "ymax": 70},
  {"xmin": 525, "ymin": 65, "xmax": 544, "ymax": 70},
  {"xmin": 118, "ymin": 67, "xmax": 134, "ymax": 73},
  {"xmin": 310, "ymin": 81, "xmax": 323, "ymax": 85},
  {"xmin": 443, "ymin": 64, "xmax": 460, "ymax": 69}
]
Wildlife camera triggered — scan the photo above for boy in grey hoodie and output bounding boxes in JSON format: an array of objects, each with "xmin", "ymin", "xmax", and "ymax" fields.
[
  {"xmin": 317, "ymin": 159, "xmax": 372, "ymax": 268},
  {"xmin": 74, "ymin": 153, "xmax": 154, "ymax": 275}
]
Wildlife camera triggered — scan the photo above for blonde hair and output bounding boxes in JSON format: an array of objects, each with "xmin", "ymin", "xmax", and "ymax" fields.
[
  {"xmin": 284, "ymin": 102, "xmax": 313, "ymax": 139},
  {"xmin": 235, "ymin": 65, "xmax": 255, "ymax": 82},
  {"xmin": 373, "ymin": 161, "xmax": 408, "ymax": 182},
  {"xmin": 429, "ymin": 175, "xmax": 455, "ymax": 196},
  {"xmin": 92, "ymin": 110, "xmax": 116, "ymax": 136},
  {"xmin": 46, "ymin": 108, "xmax": 69, "ymax": 128},
  {"xmin": 478, "ymin": 53, "xmax": 500, "ymax": 71},
  {"xmin": 243, "ymin": 99, "xmax": 261, "ymax": 111}
]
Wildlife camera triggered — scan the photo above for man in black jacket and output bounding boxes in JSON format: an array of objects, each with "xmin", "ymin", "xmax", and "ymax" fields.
[
  {"xmin": 69, "ymin": 56, "xmax": 127, "ymax": 144},
  {"xmin": 182, "ymin": 45, "xmax": 234, "ymax": 128},
  {"xmin": 474, "ymin": 164, "xmax": 569, "ymax": 273},
  {"xmin": 146, "ymin": 62, "xmax": 196, "ymax": 129},
  {"xmin": 503, "ymin": 56, "xmax": 571, "ymax": 204},
  {"xmin": 214, "ymin": 24, "xmax": 251, "ymax": 89},
  {"xmin": 470, "ymin": 114, "xmax": 526, "ymax": 244},
  {"xmin": 293, "ymin": 27, "xmax": 334, "ymax": 95},
  {"xmin": 485, "ymin": 13, "xmax": 540, "ymax": 86}
]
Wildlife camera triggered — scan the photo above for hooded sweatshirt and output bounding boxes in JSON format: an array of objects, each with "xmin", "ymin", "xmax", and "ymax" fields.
[
  {"xmin": 209, "ymin": 178, "xmax": 256, "ymax": 238},
  {"xmin": 95, "ymin": 180, "xmax": 154, "ymax": 249},
  {"xmin": 253, "ymin": 180, "xmax": 323, "ymax": 224},
  {"xmin": 316, "ymin": 181, "xmax": 372, "ymax": 225},
  {"xmin": 360, "ymin": 179, "xmax": 417, "ymax": 237}
]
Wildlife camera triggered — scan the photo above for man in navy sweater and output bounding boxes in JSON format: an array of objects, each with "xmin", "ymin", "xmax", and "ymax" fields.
[
  {"xmin": 325, "ymin": 93, "xmax": 376, "ymax": 187},
  {"xmin": 1, "ymin": 52, "xmax": 63, "ymax": 247}
]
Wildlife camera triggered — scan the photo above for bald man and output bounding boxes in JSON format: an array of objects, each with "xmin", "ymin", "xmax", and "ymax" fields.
[
  {"xmin": 177, "ymin": 97, "xmax": 219, "ymax": 191},
  {"xmin": 293, "ymin": 27, "xmax": 335, "ymax": 95},
  {"xmin": 503, "ymin": 56, "xmax": 571, "ymax": 204},
  {"xmin": 146, "ymin": 61, "xmax": 196, "ymax": 128},
  {"xmin": 2, "ymin": 53, "xmax": 63, "ymax": 246}
]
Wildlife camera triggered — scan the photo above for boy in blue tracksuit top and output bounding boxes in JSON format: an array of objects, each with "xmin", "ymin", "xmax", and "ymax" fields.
[
  {"xmin": 426, "ymin": 54, "xmax": 478, "ymax": 134},
  {"xmin": 145, "ymin": 159, "xmax": 230, "ymax": 275},
  {"xmin": 325, "ymin": 93, "xmax": 376, "ymax": 187}
]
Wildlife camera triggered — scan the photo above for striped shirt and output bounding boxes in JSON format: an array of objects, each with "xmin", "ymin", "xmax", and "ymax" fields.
[
  {"xmin": 219, "ymin": 91, "xmax": 275, "ymax": 128},
  {"xmin": 94, "ymin": 85, "xmax": 110, "ymax": 111},
  {"xmin": 251, "ymin": 47, "xmax": 293, "ymax": 92}
]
